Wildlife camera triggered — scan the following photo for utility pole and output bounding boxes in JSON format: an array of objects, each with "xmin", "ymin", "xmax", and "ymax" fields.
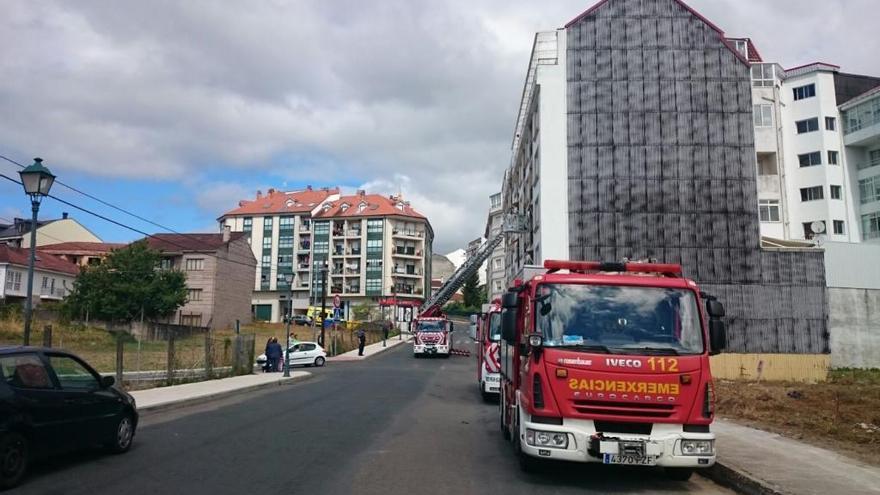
[
  {"xmin": 282, "ymin": 273, "xmax": 293, "ymax": 377},
  {"xmin": 319, "ymin": 262, "xmax": 328, "ymax": 349}
]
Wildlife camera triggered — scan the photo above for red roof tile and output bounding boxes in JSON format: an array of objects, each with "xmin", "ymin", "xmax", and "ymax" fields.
[
  {"xmin": 37, "ymin": 242, "xmax": 126, "ymax": 255},
  {"xmin": 220, "ymin": 187, "xmax": 340, "ymax": 217},
  {"xmin": 145, "ymin": 233, "xmax": 246, "ymax": 253},
  {"xmin": 312, "ymin": 194, "xmax": 426, "ymax": 220},
  {"xmin": 0, "ymin": 245, "xmax": 80, "ymax": 276}
]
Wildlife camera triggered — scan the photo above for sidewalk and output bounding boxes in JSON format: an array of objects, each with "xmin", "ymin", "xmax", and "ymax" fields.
[
  {"xmin": 708, "ymin": 419, "xmax": 880, "ymax": 495},
  {"xmin": 329, "ymin": 334, "xmax": 412, "ymax": 362},
  {"xmin": 131, "ymin": 372, "xmax": 309, "ymax": 413}
]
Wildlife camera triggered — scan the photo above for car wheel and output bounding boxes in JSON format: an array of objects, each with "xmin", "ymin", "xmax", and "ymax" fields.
[
  {"xmin": 314, "ymin": 356, "xmax": 326, "ymax": 367},
  {"xmin": 0, "ymin": 432, "xmax": 28, "ymax": 490},
  {"xmin": 106, "ymin": 414, "xmax": 135, "ymax": 454},
  {"xmin": 664, "ymin": 468, "xmax": 693, "ymax": 481}
]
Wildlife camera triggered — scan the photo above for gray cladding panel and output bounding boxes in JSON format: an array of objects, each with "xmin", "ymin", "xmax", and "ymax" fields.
[{"xmin": 564, "ymin": 0, "xmax": 826, "ymax": 354}]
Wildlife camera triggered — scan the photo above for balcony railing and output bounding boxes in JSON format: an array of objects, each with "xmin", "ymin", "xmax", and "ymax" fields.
[
  {"xmin": 298, "ymin": 243, "xmax": 311, "ymax": 251},
  {"xmin": 299, "ymin": 225, "xmax": 311, "ymax": 232},
  {"xmin": 392, "ymin": 229, "xmax": 423, "ymax": 238},
  {"xmin": 858, "ymin": 156, "xmax": 880, "ymax": 171},
  {"xmin": 40, "ymin": 288, "xmax": 67, "ymax": 298},
  {"xmin": 346, "ymin": 229, "xmax": 362, "ymax": 237},
  {"xmin": 393, "ymin": 247, "xmax": 420, "ymax": 256},
  {"xmin": 344, "ymin": 287, "xmax": 360, "ymax": 294}
]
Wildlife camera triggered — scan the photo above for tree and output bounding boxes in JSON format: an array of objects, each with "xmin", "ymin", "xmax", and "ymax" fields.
[
  {"xmin": 63, "ymin": 241, "xmax": 187, "ymax": 325},
  {"xmin": 461, "ymin": 271, "xmax": 482, "ymax": 309},
  {"xmin": 352, "ymin": 302, "xmax": 372, "ymax": 322}
]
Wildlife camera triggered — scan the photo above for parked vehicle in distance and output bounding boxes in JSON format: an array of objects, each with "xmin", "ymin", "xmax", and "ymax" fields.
[
  {"xmin": 412, "ymin": 316, "xmax": 454, "ymax": 357},
  {"xmin": 0, "ymin": 346, "xmax": 138, "ymax": 490},
  {"xmin": 289, "ymin": 315, "xmax": 313, "ymax": 326},
  {"xmin": 498, "ymin": 260, "xmax": 727, "ymax": 481},
  {"xmin": 256, "ymin": 341, "xmax": 327, "ymax": 370},
  {"xmin": 472, "ymin": 300, "xmax": 502, "ymax": 400}
]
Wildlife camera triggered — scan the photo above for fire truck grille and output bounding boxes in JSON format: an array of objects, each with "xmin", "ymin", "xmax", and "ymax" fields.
[{"xmin": 572, "ymin": 400, "xmax": 676, "ymax": 419}]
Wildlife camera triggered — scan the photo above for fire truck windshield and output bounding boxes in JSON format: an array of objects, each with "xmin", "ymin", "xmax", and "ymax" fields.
[
  {"xmin": 417, "ymin": 321, "xmax": 445, "ymax": 332},
  {"xmin": 535, "ymin": 284, "xmax": 704, "ymax": 354},
  {"xmin": 488, "ymin": 313, "xmax": 502, "ymax": 341}
]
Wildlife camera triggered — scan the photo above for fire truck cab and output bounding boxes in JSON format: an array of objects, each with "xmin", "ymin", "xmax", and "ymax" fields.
[
  {"xmin": 473, "ymin": 301, "xmax": 502, "ymax": 400},
  {"xmin": 498, "ymin": 260, "xmax": 727, "ymax": 480},
  {"xmin": 413, "ymin": 316, "xmax": 455, "ymax": 357}
]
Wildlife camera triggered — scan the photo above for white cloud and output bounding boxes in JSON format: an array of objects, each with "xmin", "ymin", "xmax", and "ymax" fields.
[{"xmin": 1, "ymin": 0, "xmax": 878, "ymax": 253}]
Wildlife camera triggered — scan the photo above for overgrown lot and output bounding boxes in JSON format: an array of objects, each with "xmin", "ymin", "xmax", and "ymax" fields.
[{"xmin": 716, "ymin": 369, "xmax": 880, "ymax": 466}]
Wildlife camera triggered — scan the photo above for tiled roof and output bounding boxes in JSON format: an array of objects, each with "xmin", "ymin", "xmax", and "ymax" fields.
[
  {"xmin": 220, "ymin": 187, "xmax": 340, "ymax": 217},
  {"xmin": 312, "ymin": 194, "xmax": 426, "ymax": 220},
  {"xmin": 145, "ymin": 233, "xmax": 246, "ymax": 253},
  {"xmin": 0, "ymin": 244, "xmax": 80, "ymax": 276},
  {"xmin": 37, "ymin": 242, "xmax": 126, "ymax": 255}
]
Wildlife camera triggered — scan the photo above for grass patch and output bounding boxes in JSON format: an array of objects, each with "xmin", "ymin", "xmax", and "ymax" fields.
[{"xmin": 716, "ymin": 369, "xmax": 880, "ymax": 466}]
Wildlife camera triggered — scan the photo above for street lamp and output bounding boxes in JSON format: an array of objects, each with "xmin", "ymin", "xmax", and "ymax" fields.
[
  {"xmin": 279, "ymin": 272, "xmax": 294, "ymax": 377},
  {"xmin": 18, "ymin": 158, "xmax": 55, "ymax": 346},
  {"xmin": 319, "ymin": 261, "xmax": 328, "ymax": 351}
]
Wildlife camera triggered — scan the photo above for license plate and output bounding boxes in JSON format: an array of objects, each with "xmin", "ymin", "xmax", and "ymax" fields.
[
  {"xmin": 603, "ymin": 454, "xmax": 656, "ymax": 466},
  {"xmin": 489, "ymin": 387, "xmax": 499, "ymax": 392}
]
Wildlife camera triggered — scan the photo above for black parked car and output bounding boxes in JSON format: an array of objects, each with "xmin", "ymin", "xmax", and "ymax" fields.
[{"xmin": 0, "ymin": 346, "xmax": 138, "ymax": 490}]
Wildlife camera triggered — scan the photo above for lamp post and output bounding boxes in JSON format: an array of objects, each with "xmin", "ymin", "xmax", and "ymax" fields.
[
  {"xmin": 392, "ymin": 285, "xmax": 401, "ymax": 341},
  {"xmin": 18, "ymin": 158, "xmax": 55, "ymax": 346},
  {"xmin": 280, "ymin": 272, "xmax": 294, "ymax": 377}
]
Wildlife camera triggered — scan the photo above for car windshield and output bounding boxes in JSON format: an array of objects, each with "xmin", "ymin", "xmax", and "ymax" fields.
[
  {"xmin": 417, "ymin": 321, "xmax": 445, "ymax": 332},
  {"xmin": 534, "ymin": 284, "xmax": 704, "ymax": 354},
  {"xmin": 487, "ymin": 313, "xmax": 501, "ymax": 341}
]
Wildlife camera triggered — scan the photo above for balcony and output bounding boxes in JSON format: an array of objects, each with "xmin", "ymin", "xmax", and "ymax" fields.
[
  {"xmin": 40, "ymin": 287, "xmax": 67, "ymax": 299},
  {"xmin": 393, "ymin": 247, "xmax": 421, "ymax": 258},
  {"xmin": 392, "ymin": 267, "xmax": 421, "ymax": 277},
  {"xmin": 299, "ymin": 224, "xmax": 311, "ymax": 233},
  {"xmin": 392, "ymin": 229, "xmax": 424, "ymax": 239},
  {"xmin": 344, "ymin": 286, "xmax": 361, "ymax": 294},
  {"xmin": 345, "ymin": 229, "xmax": 362, "ymax": 237},
  {"xmin": 858, "ymin": 156, "xmax": 880, "ymax": 172},
  {"xmin": 298, "ymin": 243, "xmax": 311, "ymax": 252}
]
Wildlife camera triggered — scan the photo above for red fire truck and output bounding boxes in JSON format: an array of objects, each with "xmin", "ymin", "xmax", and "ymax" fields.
[
  {"xmin": 498, "ymin": 260, "xmax": 727, "ymax": 480},
  {"xmin": 473, "ymin": 300, "xmax": 502, "ymax": 400},
  {"xmin": 412, "ymin": 315, "xmax": 454, "ymax": 357}
]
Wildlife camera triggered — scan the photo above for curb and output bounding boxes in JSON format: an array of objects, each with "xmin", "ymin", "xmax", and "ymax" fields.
[
  {"xmin": 137, "ymin": 372, "xmax": 314, "ymax": 416},
  {"xmin": 328, "ymin": 337, "xmax": 411, "ymax": 362},
  {"xmin": 700, "ymin": 461, "xmax": 786, "ymax": 495}
]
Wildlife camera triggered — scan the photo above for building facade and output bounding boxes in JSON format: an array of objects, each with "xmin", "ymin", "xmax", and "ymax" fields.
[
  {"xmin": 0, "ymin": 244, "xmax": 79, "ymax": 304},
  {"xmin": 484, "ymin": 192, "xmax": 506, "ymax": 301},
  {"xmin": 146, "ymin": 232, "xmax": 256, "ymax": 330},
  {"xmin": 0, "ymin": 213, "xmax": 101, "ymax": 249},
  {"xmin": 841, "ymin": 86, "xmax": 880, "ymax": 242},
  {"xmin": 219, "ymin": 188, "xmax": 433, "ymax": 323},
  {"xmin": 502, "ymin": 0, "xmax": 827, "ymax": 356},
  {"xmin": 37, "ymin": 242, "xmax": 125, "ymax": 267}
]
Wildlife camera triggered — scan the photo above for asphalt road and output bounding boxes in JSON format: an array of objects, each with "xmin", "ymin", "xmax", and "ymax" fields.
[{"xmin": 17, "ymin": 332, "xmax": 733, "ymax": 495}]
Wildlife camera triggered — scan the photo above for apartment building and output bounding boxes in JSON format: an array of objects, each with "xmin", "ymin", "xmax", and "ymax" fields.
[
  {"xmin": 841, "ymin": 85, "xmax": 880, "ymax": 241},
  {"xmin": 501, "ymin": 0, "xmax": 827, "ymax": 358},
  {"xmin": 220, "ymin": 188, "xmax": 433, "ymax": 322},
  {"xmin": 0, "ymin": 244, "xmax": 79, "ymax": 304},
  {"xmin": 146, "ymin": 231, "xmax": 256, "ymax": 330},
  {"xmin": 484, "ymin": 192, "xmax": 506, "ymax": 301}
]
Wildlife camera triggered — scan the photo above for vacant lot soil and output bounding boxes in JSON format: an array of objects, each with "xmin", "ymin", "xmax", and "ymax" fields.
[{"xmin": 716, "ymin": 370, "xmax": 880, "ymax": 466}]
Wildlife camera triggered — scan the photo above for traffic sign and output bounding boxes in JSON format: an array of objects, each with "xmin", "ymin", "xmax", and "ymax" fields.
[
  {"xmin": 333, "ymin": 307, "xmax": 342, "ymax": 320},
  {"xmin": 333, "ymin": 294, "xmax": 341, "ymax": 309}
]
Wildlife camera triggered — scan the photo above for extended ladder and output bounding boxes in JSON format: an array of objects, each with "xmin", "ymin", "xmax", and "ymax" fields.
[{"xmin": 419, "ymin": 234, "xmax": 506, "ymax": 316}]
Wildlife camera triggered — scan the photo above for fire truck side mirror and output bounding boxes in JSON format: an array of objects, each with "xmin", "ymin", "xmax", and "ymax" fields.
[
  {"xmin": 501, "ymin": 292, "xmax": 518, "ymax": 309},
  {"xmin": 709, "ymin": 320, "xmax": 727, "ymax": 355},
  {"xmin": 706, "ymin": 300, "xmax": 725, "ymax": 318},
  {"xmin": 501, "ymin": 309, "xmax": 517, "ymax": 343}
]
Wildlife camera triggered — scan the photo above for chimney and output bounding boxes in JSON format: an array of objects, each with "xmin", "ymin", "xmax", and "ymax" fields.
[
  {"xmin": 307, "ymin": 185, "xmax": 313, "ymax": 191},
  {"xmin": 357, "ymin": 189, "xmax": 365, "ymax": 196},
  {"xmin": 256, "ymin": 190, "xmax": 263, "ymax": 199},
  {"xmin": 222, "ymin": 225, "xmax": 231, "ymax": 243},
  {"xmin": 62, "ymin": 212, "xmax": 69, "ymax": 220},
  {"xmin": 268, "ymin": 188, "xmax": 275, "ymax": 195}
]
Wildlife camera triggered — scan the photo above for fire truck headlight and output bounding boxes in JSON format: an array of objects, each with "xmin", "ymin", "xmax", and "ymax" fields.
[
  {"xmin": 526, "ymin": 429, "xmax": 569, "ymax": 449},
  {"xmin": 680, "ymin": 439, "xmax": 714, "ymax": 456}
]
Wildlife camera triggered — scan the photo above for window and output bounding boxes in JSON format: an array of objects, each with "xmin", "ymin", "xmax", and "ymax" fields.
[
  {"xmin": 859, "ymin": 175, "xmax": 880, "ymax": 204},
  {"xmin": 278, "ymin": 235, "xmax": 294, "ymax": 249},
  {"xmin": 798, "ymin": 152, "xmax": 822, "ymax": 167},
  {"xmin": 4, "ymin": 271, "xmax": 12, "ymax": 291},
  {"xmin": 833, "ymin": 220, "xmax": 845, "ymax": 235},
  {"xmin": 493, "ymin": 257, "xmax": 503, "ymax": 269},
  {"xmin": 753, "ymin": 104, "xmax": 773, "ymax": 128},
  {"xmin": 796, "ymin": 118, "xmax": 819, "ymax": 134},
  {"xmin": 261, "ymin": 254, "xmax": 271, "ymax": 266},
  {"xmin": 843, "ymin": 96, "xmax": 880, "ymax": 134},
  {"xmin": 365, "ymin": 278, "xmax": 383, "ymax": 293},
  {"xmin": 863, "ymin": 212, "xmax": 880, "ymax": 240},
  {"xmin": 185, "ymin": 258, "xmax": 205, "ymax": 271},
  {"xmin": 41, "ymin": 276, "xmax": 48, "ymax": 289},
  {"xmin": 828, "ymin": 151, "xmax": 839, "ymax": 165},
  {"xmin": 314, "ymin": 221, "xmax": 330, "ymax": 235},
  {"xmin": 0, "ymin": 354, "xmax": 52, "ymax": 389},
  {"xmin": 751, "ymin": 63, "xmax": 776, "ymax": 87},
  {"xmin": 243, "ymin": 217, "xmax": 253, "ymax": 231},
  {"xmin": 186, "ymin": 288, "xmax": 203, "ymax": 302},
  {"xmin": 367, "ymin": 219, "xmax": 383, "ymax": 234},
  {"xmin": 159, "ymin": 258, "xmax": 174, "ymax": 271},
  {"xmin": 313, "ymin": 241, "xmax": 329, "ymax": 253},
  {"xmin": 800, "ymin": 186, "xmax": 824, "ymax": 202},
  {"xmin": 793, "ymin": 83, "xmax": 816, "ymax": 101},
  {"xmin": 830, "ymin": 185, "xmax": 842, "ymax": 199},
  {"xmin": 758, "ymin": 199, "xmax": 781, "ymax": 222},
  {"xmin": 367, "ymin": 239, "xmax": 383, "ymax": 254},
  {"xmin": 825, "ymin": 117, "xmax": 836, "ymax": 131},
  {"xmin": 864, "ymin": 149, "xmax": 880, "ymax": 171},
  {"xmin": 490, "ymin": 193, "xmax": 502, "ymax": 209},
  {"xmin": 366, "ymin": 259, "xmax": 383, "ymax": 273},
  {"xmin": 48, "ymin": 355, "xmax": 99, "ymax": 390},
  {"xmin": 279, "ymin": 216, "xmax": 294, "ymax": 229},
  {"xmin": 263, "ymin": 217, "xmax": 273, "ymax": 230},
  {"xmin": 180, "ymin": 314, "xmax": 203, "ymax": 327},
  {"xmin": 4, "ymin": 271, "xmax": 21, "ymax": 291},
  {"xmin": 262, "ymin": 237, "xmax": 272, "ymax": 249},
  {"xmin": 493, "ymin": 280, "xmax": 503, "ymax": 293}
]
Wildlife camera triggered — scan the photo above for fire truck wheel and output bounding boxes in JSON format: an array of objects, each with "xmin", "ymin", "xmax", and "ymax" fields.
[
  {"xmin": 664, "ymin": 468, "xmax": 693, "ymax": 481},
  {"xmin": 499, "ymin": 395, "xmax": 510, "ymax": 440},
  {"xmin": 481, "ymin": 390, "xmax": 492, "ymax": 402}
]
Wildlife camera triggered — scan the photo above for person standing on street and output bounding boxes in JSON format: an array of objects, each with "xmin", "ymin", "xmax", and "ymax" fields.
[
  {"xmin": 357, "ymin": 328, "xmax": 366, "ymax": 356},
  {"xmin": 267, "ymin": 337, "xmax": 283, "ymax": 372}
]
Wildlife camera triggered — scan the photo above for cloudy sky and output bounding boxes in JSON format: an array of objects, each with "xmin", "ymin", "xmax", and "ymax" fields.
[{"xmin": 1, "ymin": 0, "xmax": 878, "ymax": 253}]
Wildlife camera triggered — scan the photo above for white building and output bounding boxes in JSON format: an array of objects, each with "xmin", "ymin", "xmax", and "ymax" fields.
[
  {"xmin": 484, "ymin": 192, "xmax": 506, "ymax": 301},
  {"xmin": 841, "ymin": 86, "xmax": 880, "ymax": 241},
  {"xmin": 1, "ymin": 244, "xmax": 79, "ymax": 304}
]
